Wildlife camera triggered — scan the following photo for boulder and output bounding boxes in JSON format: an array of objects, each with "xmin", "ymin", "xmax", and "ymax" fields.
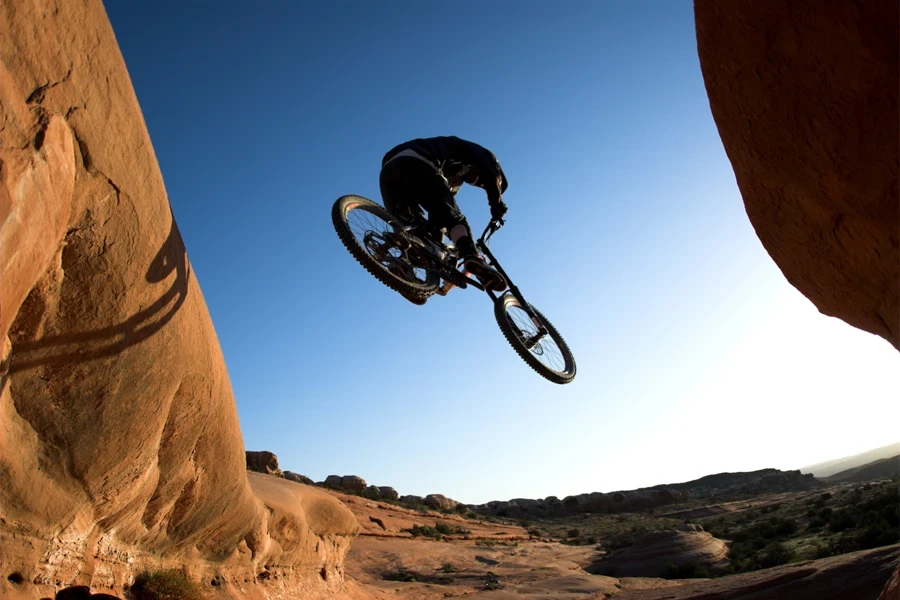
[
  {"xmin": 695, "ymin": 0, "xmax": 899, "ymax": 349},
  {"xmin": 378, "ymin": 486, "xmax": 399, "ymax": 501},
  {"xmin": 511, "ymin": 498, "xmax": 541, "ymax": 509},
  {"xmin": 400, "ymin": 495, "xmax": 425, "ymax": 506},
  {"xmin": 324, "ymin": 475, "xmax": 344, "ymax": 489},
  {"xmin": 340, "ymin": 475, "xmax": 367, "ymax": 493},
  {"xmin": 425, "ymin": 494, "xmax": 458, "ymax": 510},
  {"xmin": 283, "ymin": 471, "xmax": 314, "ymax": 485},
  {"xmin": 245, "ymin": 450, "xmax": 283, "ymax": 477}
]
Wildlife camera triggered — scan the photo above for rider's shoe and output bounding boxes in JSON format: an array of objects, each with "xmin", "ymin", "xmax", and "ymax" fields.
[
  {"xmin": 462, "ymin": 254, "xmax": 507, "ymax": 292},
  {"xmin": 454, "ymin": 235, "xmax": 507, "ymax": 292}
]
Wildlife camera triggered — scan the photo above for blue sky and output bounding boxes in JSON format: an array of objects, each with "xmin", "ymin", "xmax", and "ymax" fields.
[{"xmin": 106, "ymin": 1, "xmax": 898, "ymax": 505}]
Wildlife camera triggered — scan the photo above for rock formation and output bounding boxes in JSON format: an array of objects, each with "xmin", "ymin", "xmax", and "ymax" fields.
[
  {"xmin": 695, "ymin": 0, "xmax": 899, "ymax": 350},
  {"xmin": 0, "ymin": 2, "xmax": 356, "ymax": 598},
  {"xmin": 425, "ymin": 494, "xmax": 460, "ymax": 511},
  {"xmin": 284, "ymin": 471, "xmax": 315, "ymax": 486},
  {"xmin": 880, "ymin": 564, "xmax": 899, "ymax": 600},
  {"xmin": 468, "ymin": 470, "xmax": 816, "ymax": 517},
  {"xmin": 246, "ymin": 450, "xmax": 284, "ymax": 477},
  {"xmin": 588, "ymin": 525, "xmax": 729, "ymax": 578}
]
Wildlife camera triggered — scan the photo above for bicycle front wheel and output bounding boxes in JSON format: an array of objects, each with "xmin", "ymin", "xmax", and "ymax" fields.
[{"xmin": 494, "ymin": 292, "xmax": 576, "ymax": 384}]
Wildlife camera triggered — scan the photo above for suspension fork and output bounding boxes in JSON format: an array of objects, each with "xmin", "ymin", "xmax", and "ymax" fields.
[{"xmin": 478, "ymin": 241, "xmax": 548, "ymax": 342}]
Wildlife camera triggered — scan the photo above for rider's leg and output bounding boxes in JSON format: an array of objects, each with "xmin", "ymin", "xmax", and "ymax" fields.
[
  {"xmin": 383, "ymin": 159, "xmax": 506, "ymax": 292},
  {"xmin": 380, "ymin": 158, "xmax": 427, "ymax": 223},
  {"xmin": 434, "ymin": 213, "xmax": 507, "ymax": 293},
  {"xmin": 378, "ymin": 158, "xmax": 430, "ymax": 306}
]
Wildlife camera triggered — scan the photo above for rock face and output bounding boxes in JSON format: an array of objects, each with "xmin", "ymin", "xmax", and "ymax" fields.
[
  {"xmin": 378, "ymin": 486, "xmax": 399, "ymax": 501},
  {"xmin": 425, "ymin": 494, "xmax": 459, "ymax": 510},
  {"xmin": 0, "ymin": 2, "xmax": 357, "ymax": 598},
  {"xmin": 246, "ymin": 450, "xmax": 284, "ymax": 477},
  {"xmin": 284, "ymin": 471, "xmax": 315, "ymax": 485},
  {"xmin": 470, "ymin": 469, "xmax": 814, "ymax": 517},
  {"xmin": 341, "ymin": 475, "xmax": 367, "ymax": 494},
  {"xmin": 589, "ymin": 527, "xmax": 729, "ymax": 578},
  {"xmin": 695, "ymin": 0, "xmax": 899, "ymax": 350},
  {"xmin": 880, "ymin": 564, "xmax": 899, "ymax": 600}
]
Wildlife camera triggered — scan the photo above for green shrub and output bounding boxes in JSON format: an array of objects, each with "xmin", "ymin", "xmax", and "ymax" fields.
[
  {"xmin": 608, "ymin": 534, "xmax": 634, "ymax": 550},
  {"xmin": 383, "ymin": 568, "xmax": 417, "ymax": 582},
  {"xmin": 756, "ymin": 542, "xmax": 794, "ymax": 569},
  {"xmin": 130, "ymin": 570, "xmax": 206, "ymax": 600},
  {"xmin": 829, "ymin": 510, "xmax": 855, "ymax": 533},
  {"xmin": 403, "ymin": 524, "xmax": 442, "ymax": 540},
  {"xmin": 664, "ymin": 561, "xmax": 711, "ymax": 579},
  {"xmin": 439, "ymin": 562, "xmax": 458, "ymax": 573},
  {"xmin": 566, "ymin": 528, "xmax": 580, "ymax": 538}
]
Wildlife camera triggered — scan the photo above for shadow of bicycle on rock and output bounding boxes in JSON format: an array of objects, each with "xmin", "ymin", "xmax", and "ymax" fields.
[{"xmin": 8, "ymin": 217, "xmax": 191, "ymax": 375}]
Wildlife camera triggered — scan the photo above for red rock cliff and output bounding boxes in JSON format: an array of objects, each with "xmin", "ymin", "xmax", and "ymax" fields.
[
  {"xmin": 0, "ymin": 2, "xmax": 357, "ymax": 598},
  {"xmin": 695, "ymin": 0, "xmax": 899, "ymax": 350}
]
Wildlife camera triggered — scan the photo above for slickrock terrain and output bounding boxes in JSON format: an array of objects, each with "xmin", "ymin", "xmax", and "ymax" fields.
[
  {"xmin": 0, "ymin": 2, "xmax": 357, "ymax": 598},
  {"xmin": 324, "ymin": 483, "xmax": 899, "ymax": 600},
  {"xmin": 695, "ymin": 0, "xmax": 900, "ymax": 350},
  {"xmin": 589, "ymin": 525, "xmax": 729, "ymax": 578}
]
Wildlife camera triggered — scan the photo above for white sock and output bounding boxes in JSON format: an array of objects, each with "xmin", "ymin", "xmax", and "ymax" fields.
[{"xmin": 449, "ymin": 225, "xmax": 468, "ymax": 244}]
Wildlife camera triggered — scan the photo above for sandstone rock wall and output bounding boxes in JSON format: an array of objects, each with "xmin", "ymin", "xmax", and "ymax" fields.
[
  {"xmin": 0, "ymin": 2, "xmax": 356, "ymax": 598},
  {"xmin": 695, "ymin": 0, "xmax": 899, "ymax": 349}
]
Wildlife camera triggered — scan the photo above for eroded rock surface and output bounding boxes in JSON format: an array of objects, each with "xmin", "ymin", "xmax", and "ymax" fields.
[
  {"xmin": 589, "ymin": 526, "xmax": 729, "ymax": 578},
  {"xmin": 246, "ymin": 450, "xmax": 284, "ymax": 477},
  {"xmin": 695, "ymin": 0, "xmax": 899, "ymax": 349},
  {"xmin": 0, "ymin": 2, "xmax": 356, "ymax": 598}
]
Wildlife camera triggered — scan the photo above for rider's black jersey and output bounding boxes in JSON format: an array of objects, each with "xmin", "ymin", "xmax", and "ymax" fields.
[{"xmin": 382, "ymin": 136, "xmax": 508, "ymax": 203}]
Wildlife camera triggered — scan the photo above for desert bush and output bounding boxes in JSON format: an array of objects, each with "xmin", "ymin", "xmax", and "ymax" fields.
[
  {"xmin": 608, "ymin": 533, "xmax": 634, "ymax": 550},
  {"xmin": 383, "ymin": 568, "xmax": 417, "ymax": 582},
  {"xmin": 664, "ymin": 561, "xmax": 711, "ymax": 579},
  {"xmin": 403, "ymin": 524, "xmax": 442, "ymax": 540},
  {"xmin": 439, "ymin": 562, "xmax": 458, "ymax": 573},
  {"xmin": 829, "ymin": 509, "xmax": 854, "ymax": 533},
  {"xmin": 756, "ymin": 542, "xmax": 794, "ymax": 569},
  {"xmin": 130, "ymin": 570, "xmax": 205, "ymax": 600},
  {"xmin": 566, "ymin": 528, "xmax": 580, "ymax": 538}
]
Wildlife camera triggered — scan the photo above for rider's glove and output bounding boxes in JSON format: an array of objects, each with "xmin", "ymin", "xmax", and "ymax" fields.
[{"xmin": 491, "ymin": 200, "xmax": 508, "ymax": 221}]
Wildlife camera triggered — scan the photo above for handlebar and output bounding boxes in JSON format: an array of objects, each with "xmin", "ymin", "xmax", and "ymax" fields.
[{"xmin": 479, "ymin": 218, "xmax": 505, "ymax": 246}]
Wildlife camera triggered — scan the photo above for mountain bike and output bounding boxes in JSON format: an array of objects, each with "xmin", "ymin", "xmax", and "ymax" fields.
[{"xmin": 331, "ymin": 195, "xmax": 576, "ymax": 384}]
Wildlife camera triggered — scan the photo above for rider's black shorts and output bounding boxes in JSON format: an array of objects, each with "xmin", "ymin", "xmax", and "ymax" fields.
[{"xmin": 379, "ymin": 157, "xmax": 466, "ymax": 229}]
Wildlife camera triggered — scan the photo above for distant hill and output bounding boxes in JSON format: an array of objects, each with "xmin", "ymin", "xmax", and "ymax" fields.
[
  {"xmin": 800, "ymin": 441, "xmax": 900, "ymax": 478},
  {"xmin": 821, "ymin": 455, "xmax": 900, "ymax": 483}
]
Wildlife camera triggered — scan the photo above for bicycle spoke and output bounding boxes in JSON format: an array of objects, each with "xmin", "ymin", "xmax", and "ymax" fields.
[
  {"xmin": 345, "ymin": 204, "xmax": 430, "ymax": 285},
  {"xmin": 505, "ymin": 303, "xmax": 569, "ymax": 374}
]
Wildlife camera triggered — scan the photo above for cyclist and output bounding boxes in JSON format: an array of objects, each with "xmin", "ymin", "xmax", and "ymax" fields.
[{"xmin": 380, "ymin": 135, "xmax": 509, "ymax": 304}]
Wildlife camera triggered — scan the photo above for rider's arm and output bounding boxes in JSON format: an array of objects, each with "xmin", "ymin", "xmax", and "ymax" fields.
[{"xmin": 447, "ymin": 137, "xmax": 508, "ymax": 207}]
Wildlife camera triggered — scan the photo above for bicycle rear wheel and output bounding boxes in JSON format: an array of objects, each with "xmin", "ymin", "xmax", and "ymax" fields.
[
  {"xmin": 332, "ymin": 195, "xmax": 439, "ymax": 299},
  {"xmin": 494, "ymin": 292, "xmax": 576, "ymax": 384}
]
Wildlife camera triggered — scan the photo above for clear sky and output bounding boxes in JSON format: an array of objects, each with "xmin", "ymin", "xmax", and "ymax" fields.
[{"xmin": 105, "ymin": 1, "xmax": 898, "ymax": 505}]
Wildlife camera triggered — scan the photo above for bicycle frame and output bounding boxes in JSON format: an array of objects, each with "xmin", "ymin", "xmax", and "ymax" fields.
[
  {"xmin": 402, "ymin": 218, "xmax": 548, "ymax": 340},
  {"xmin": 476, "ymin": 220, "xmax": 550, "ymax": 344}
]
